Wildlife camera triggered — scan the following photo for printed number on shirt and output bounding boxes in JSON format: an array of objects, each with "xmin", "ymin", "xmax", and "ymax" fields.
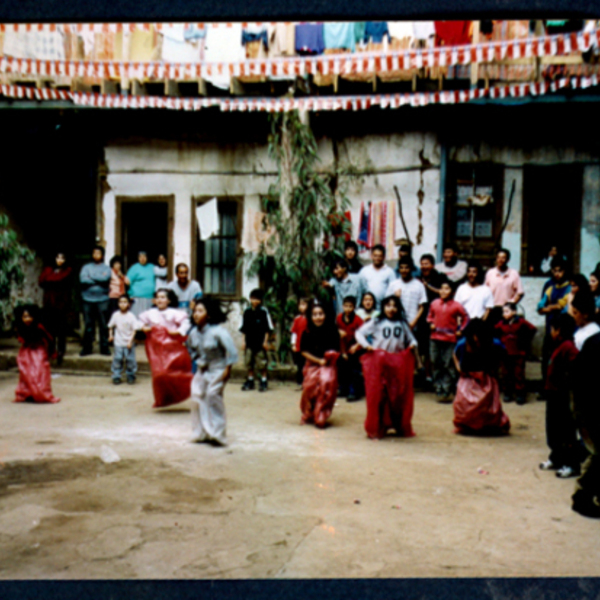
[{"xmin": 382, "ymin": 326, "xmax": 403, "ymax": 339}]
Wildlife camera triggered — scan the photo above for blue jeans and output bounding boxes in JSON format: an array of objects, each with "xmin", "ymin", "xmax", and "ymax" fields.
[{"xmin": 111, "ymin": 345, "xmax": 137, "ymax": 380}]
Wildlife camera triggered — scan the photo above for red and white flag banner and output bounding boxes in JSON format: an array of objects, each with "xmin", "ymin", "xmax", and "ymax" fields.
[{"xmin": 1, "ymin": 76, "xmax": 598, "ymax": 111}]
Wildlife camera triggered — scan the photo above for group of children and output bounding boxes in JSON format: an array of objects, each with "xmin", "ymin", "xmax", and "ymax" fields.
[{"xmin": 11, "ymin": 243, "xmax": 600, "ymax": 518}]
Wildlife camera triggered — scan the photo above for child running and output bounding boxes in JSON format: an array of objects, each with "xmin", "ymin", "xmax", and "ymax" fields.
[
  {"xmin": 240, "ymin": 289, "xmax": 274, "ymax": 393},
  {"xmin": 139, "ymin": 289, "xmax": 192, "ymax": 408},
  {"xmin": 539, "ymin": 313, "xmax": 580, "ymax": 478},
  {"xmin": 290, "ymin": 297, "xmax": 309, "ymax": 390},
  {"xmin": 14, "ymin": 304, "xmax": 60, "ymax": 404},
  {"xmin": 107, "ymin": 294, "xmax": 143, "ymax": 385},
  {"xmin": 355, "ymin": 295, "xmax": 421, "ymax": 439},
  {"xmin": 299, "ymin": 299, "xmax": 341, "ymax": 428},
  {"xmin": 186, "ymin": 298, "xmax": 238, "ymax": 446},
  {"xmin": 494, "ymin": 302, "xmax": 537, "ymax": 405},
  {"xmin": 356, "ymin": 292, "xmax": 379, "ymax": 323},
  {"xmin": 427, "ymin": 281, "xmax": 469, "ymax": 402},
  {"xmin": 452, "ymin": 319, "xmax": 510, "ymax": 436},
  {"xmin": 336, "ymin": 295, "xmax": 364, "ymax": 402}
]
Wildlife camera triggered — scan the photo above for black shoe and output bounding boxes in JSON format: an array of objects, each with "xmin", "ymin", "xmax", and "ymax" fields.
[
  {"xmin": 113, "ymin": 378, "xmax": 122, "ymax": 385},
  {"xmin": 338, "ymin": 389, "xmax": 349, "ymax": 398},
  {"xmin": 100, "ymin": 349, "xmax": 111, "ymax": 357},
  {"xmin": 572, "ymin": 498, "xmax": 600, "ymax": 519},
  {"xmin": 537, "ymin": 392, "xmax": 547, "ymax": 401},
  {"xmin": 516, "ymin": 395, "xmax": 527, "ymax": 406},
  {"xmin": 259, "ymin": 380, "xmax": 268, "ymax": 392},
  {"xmin": 79, "ymin": 350, "xmax": 92, "ymax": 357},
  {"xmin": 242, "ymin": 379, "xmax": 255, "ymax": 391},
  {"xmin": 127, "ymin": 377, "xmax": 136, "ymax": 385}
]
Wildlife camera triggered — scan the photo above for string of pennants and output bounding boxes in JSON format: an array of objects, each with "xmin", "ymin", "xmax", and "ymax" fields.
[
  {"xmin": 0, "ymin": 28, "xmax": 597, "ymax": 80},
  {"xmin": 1, "ymin": 76, "xmax": 598, "ymax": 111},
  {"xmin": 0, "ymin": 23, "xmax": 278, "ymax": 32}
]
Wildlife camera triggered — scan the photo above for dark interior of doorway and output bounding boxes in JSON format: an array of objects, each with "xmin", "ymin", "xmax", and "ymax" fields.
[
  {"xmin": 522, "ymin": 165, "xmax": 582, "ymax": 276},
  {"xmin": 120, "ymin": 202, "xmax": 169, "ymax": 273}
]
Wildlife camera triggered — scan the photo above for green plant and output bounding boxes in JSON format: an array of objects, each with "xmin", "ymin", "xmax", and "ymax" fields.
[
  {"xmin": 244, "ymin": 111, "xmax": 352, "ymax": 364},
  {"xmin": 0, "ymin": 214, "xmax": 35, "ymax": 329}
]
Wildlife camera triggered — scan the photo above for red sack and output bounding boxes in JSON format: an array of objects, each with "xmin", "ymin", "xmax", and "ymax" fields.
[
  {"xmin": 453, "ymin": 372, "xmax": 510, "ymax": 435},
  {"xmin": 300, "ymin": 351, "xmax": 339, "ymax": 428},
  {"xmin": 361, "ymin": 348, "xmax": 415, "ymax": 439},
  {"xmin": 15, "ymin": 344, "xmax": 60, "ymax": 404},
  {"xmin": 144, "ymin": 326, "xmax": 193, "ymax": 408}
]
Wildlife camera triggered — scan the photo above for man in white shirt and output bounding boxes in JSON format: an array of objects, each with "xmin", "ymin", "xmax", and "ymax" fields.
[
  {"xmin": 454, "ymin": 261, "xmax": 495, "ymax": 320},
  {"xmin": 386, "ymin": 257, "xmax": 428, "ymax": 330},
  {"xmin": 435, "ymin": 243, "xmax": 468, "ymax": 284},
  {"xmin": 167, "ymin": 263, "xmax": 202, "ymax": 316},
  {"xmin": 359, "ymin": 245, "xmax": 396, "ymax": 309}
]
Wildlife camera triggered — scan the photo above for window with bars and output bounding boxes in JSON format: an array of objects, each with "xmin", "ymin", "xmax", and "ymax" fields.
[{"xmin": 195, "ymin": 199, "xmax": 241, "ymax": 298}]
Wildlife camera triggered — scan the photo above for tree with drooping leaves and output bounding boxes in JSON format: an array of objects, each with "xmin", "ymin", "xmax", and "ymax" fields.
[
  {"xmin": 245, "ymin": 110, "xmax": 352, "ymax": 364},
  {"xmin": 0, "ymin": 213, "xmax": 36, "ymax": 330}
]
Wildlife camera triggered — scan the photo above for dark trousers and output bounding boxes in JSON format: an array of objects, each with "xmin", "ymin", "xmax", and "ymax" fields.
[
  {"xmin": 546, "ymin": 390, "xmax": 580, "ymax": 470},
  {"xmin": 293, "ymin": 352, "xmax": 305, "ymax": 385},
  {"xmin": 573, "ymin": 429, "xmax": 600, "ymax": 511},
  {"xmin": 43, "ymin": 307, "xmax": 67, "ymax": 357},
  {"xmin": 82, "ymin": 300, "xmax": 110, "ymax": 353},
  {"xmin": 541, "ymin": 332, "xmax": 555, "ymax": 386},
  {"xmin": 337, "ymin": 352, "xmax": 364, "ymax": 397},
  {"xmin": 430, "ymin": 339, "xmax": 456, "ymax": 395},
  {"xmin": 499, "ymin": 355, "xmax": 526, "ymax": 396}
]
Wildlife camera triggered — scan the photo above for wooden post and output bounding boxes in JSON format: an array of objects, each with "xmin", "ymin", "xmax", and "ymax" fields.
[{"xmin": 471, "ymin": 21, "xmax": 481, "ymax": 88}]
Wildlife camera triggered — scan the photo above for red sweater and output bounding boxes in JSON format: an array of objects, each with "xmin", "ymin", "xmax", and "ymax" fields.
[
  {"xmin": 290, "ymin": 315, "xmax": 308, "ymax": 353},
  {"xmin": 494, "ymin": 317, "xmax": 537, "ymax": 356},
  {"xmin": 38, "ymin": 266, "xmax": 73, "ymax": 310},
  {"xmin": 427, "ymin": 299, "xmax": 469, "ymax": 343},
  {"xmin": 336, "ymin": 313, "xmax": 364, "ymax": 354},
  {"xmin": 545, "ymin": 339, "xmax": 578, "ymax": 393}
]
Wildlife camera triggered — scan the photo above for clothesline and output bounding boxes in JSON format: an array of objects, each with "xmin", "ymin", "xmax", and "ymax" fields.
[
  {"xmin": 0, "ymin": 28, "xmax": 597, "ymax": 80},
  {"xmin": 1, "ymin": 75, "xmax": 597, "ymax": 111}
]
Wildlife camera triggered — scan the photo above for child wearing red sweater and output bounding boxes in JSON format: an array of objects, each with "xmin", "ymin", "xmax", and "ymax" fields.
[
  {"xmin": 291, "ymin": 298, "xmax": 309, "ymax": 389},
  {"xmin": 427, "ymin": 281, "xmax": 469, "ymax": 402},
  {"xmin": 494, "ymin": 302, "xmax": 537, "ymax": 405},
  {"xmin": 335, "ymin": 295, "xmax": 364, "ymax": 401}
]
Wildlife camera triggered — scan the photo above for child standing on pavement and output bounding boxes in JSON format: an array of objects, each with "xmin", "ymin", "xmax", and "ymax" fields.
[
  {"xmin": 336, "ymin": 296, "xmax": 364, "ymax": 402},
  {"xmin": 427, "ymin": 281, "xmax": 469, "ymax": 402},
  {"xmin": 539, "ymin": 313, "xmax": 581, "ymax": 478},
  {"xmin": 107, "ymin": 295, "xmax": 143, "ymax": 385},
  {"xmin": 494, "ymin": 302, "xmax": 537, "ymax": 405},
  {"xmin": 240, "ymin": 289, "xmax": 274, "ymax": 392},
  {"xmin": 186, "ymin": 298, "xmax": 238, "ymax": 446},
  {"xmin": 291, "ymin": 297, "xmax": 309, "ymax": 389}
]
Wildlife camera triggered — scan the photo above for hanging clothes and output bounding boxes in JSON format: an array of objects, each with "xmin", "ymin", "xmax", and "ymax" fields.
[
  {"xmin": 184, "ymin": 24, "xmax": 206, "ymax": 42},
  {"xmin": 295, "ymin": 23, "xmax": 325, "ymax": 55},
  {"xmin": 204, "ymin": 23, "xmax": 245, "ymax": 89},
  {"xmin": 3, "ymin": 30, "xmax": 66, "ymax": 60},
  {"xmin": 323, "ymin": 22, "xmax": 356, "ymax": 51},
  {"xmin": 354, "ymin": 22, "xmax": 366, "ymax": 45},
  {"xmin": 267, "ymin": 23, "xmax": 296, "ymax": 57},
  {"xmin": 161, "ymin": 24, "xmax": 200, "ymax": 62},
  {"xmin": 367, "ymin": 200, "xmax": 396, "ymax": 257},
  {"xmin": 196, "ymin": 198, "xmax": 220, "ymax": 241},
  {"xmin": 242, "ymin": 24, "xmax": 269, "ymax": 50},
  {"xmin": 364, "ymin": 22, "xmax": 391, "ymax": 44},
  {"xmin": 388, "ymin": 21, "xmax": 415, "ymax": 43},
  {"xmin": 357, "ymin": 201, "xmax": 370, "ymax": 248},
  {"xmin": 434, "ymin": 21, "xmax": 472, "ymax": 46},
  {"xmin": 413, "ymin": 21, "xmax": 436, "ymax": 41}
]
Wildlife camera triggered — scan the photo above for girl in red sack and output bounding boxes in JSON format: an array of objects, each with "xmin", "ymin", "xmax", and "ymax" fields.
[
  {"xmin": 452, "ymin": 319, "xmax": 510, "ymax": 435},
  {"xmin": 299, "ymin": 299, "xmax": 341, "ymax": 428},
  {"xmin": 355, "ymin": 295, "xmax": 421, "ymax": 440},
  {"xmin": 14, "ymin": 304, "xmax": 60, "ymax": 404},
  {"xmin": 139, "ymin": 288, "xmax": 192, "ymax": 408}
]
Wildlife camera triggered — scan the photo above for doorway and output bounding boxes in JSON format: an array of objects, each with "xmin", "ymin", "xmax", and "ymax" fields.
[
  {"xmin": 522, "ymin": 165, "xmax": 582, "ymax": 275},
  {"xmin": 115, "ymin": 196, "xmax": 174, "ymax": 277}
]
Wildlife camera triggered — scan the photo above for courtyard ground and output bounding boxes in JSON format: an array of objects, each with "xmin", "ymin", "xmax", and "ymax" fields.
[{"xmin": 0, "ymin": 365, "xmax": 599, "ymax": 580}]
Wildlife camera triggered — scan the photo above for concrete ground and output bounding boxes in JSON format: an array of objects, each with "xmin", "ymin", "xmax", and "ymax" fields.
[{"xmin": 0, "ymin": 361, "xmax": 599, "ymax": 580}]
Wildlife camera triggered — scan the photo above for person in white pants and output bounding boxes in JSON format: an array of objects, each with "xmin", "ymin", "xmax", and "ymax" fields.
[{"xmin": 186, "ymin": 298, "xmax": 238, "ymax": 446}]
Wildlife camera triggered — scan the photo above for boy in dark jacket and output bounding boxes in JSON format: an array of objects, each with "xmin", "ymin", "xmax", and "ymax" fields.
[{"xmin": 239, "ymin": 289, "xmax": 274, "ymax": 392}]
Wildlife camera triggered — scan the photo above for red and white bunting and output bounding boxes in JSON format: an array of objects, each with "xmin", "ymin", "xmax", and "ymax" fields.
[
  {"xmin": 0, "ymin": 28, "xmax": 597, "ymax": 81},
  {"xmin": 1, "ymin": 76, "xmax": 598, "ymax": 111}
]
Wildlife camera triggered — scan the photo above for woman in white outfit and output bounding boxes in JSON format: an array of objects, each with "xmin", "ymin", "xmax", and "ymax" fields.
[{"xmin": 186, "ymin": 298, "xmax": 238, "ymax": 446}]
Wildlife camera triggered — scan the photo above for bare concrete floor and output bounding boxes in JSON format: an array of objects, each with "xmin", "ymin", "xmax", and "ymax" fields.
[{"xmin": 0, "ymin": 370, "xmax": 598, "ymax": 580}]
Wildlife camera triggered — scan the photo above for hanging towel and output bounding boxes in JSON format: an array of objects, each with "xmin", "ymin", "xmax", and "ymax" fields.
[
  {"xmin": 368, "ymin": 201, "xmax": 396, "ymax": 256},
  {"xmin": 323, "ymin": 23, "xmax": 356, "ymax": 51},
  {"xmin": 413, "ymin": 21, "xmax": 436, "ymax": 41},
  {"xmin": 364, "ymin": 22, "xmax": 391, "ymax": 44},
  {"xmin": 196, "ymin": 198, "xmax": 220, "ymax": 240},
  {"xmin": 204, "ymin": 23, "xmax": 245, "ymax": 89},
  {"xmin": 161, "ymin": 24, "xmax": 200, "ymax": 62},
  {"xmin": 388, "ymin": 21, "xmax": 415, "ymax": 42}
]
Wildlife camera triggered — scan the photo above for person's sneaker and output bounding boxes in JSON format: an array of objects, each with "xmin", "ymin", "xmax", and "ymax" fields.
[
  {"xmin": 556, "ymin": 466, "xmax": 579, "ymax": 478},
  {"xmin": 503, "ymin": 394, "xmax": 514, "ymax": 403},
  {"xmin": 112, "ymin": 378, "xmax": 122, "ymax": 385},
  {"xmin": 127, "ymin": 377, "xmax": 136, "ymax": 385},
  {"xmin": 259, "ymin": 379, "xmax": 268, "ymax": 392},
  {"xmin": 539, "ymin": 460, "xmax": 555, "ymax": 471},
  {"xmin": 241, "ymin": 379, "xmax": 255, "ymax": 391},
  {"xmin": 516, "ymin": 395, "xmax": 527, "ymax": 406}
]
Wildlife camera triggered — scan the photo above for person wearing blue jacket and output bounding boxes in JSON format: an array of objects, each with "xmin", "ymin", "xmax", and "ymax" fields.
[{"xmin": 79, "ymin": 246, "xmax": 112, "ymax": 356}]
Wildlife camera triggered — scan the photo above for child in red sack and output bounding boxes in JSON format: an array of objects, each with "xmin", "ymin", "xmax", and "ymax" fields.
[
  {"xmin": 427, "ymin": 281, "xmax": 469, "ymax": 402},
  {"xmin": 355, "ymin": 295, "xmax": 422, "ymax": 439},
  {"xmin": 452, "ymin": 319, "xmax": 510, "ymax": 436},
  {"xmin": 139, "ymin": 288, "xmax": 192, "ymax": 408},
  {"xmin": 539, "ymin": 313, "xmax": 581, "ymax": 479},
  {"xmin": 336, "ymin": 295, "xmax": 364, "ymax": 402},
  {"xmin": 290, "ymin": 297, "xmax": 309, "ymax": 390},
  {"xmin": 14, "ymin": 304, "xmax": 60, "ymax": 404},
  {"xmin": 494, "ymin": 302, "xmax": 537, "ymax": 405},
  {"xmin": 299, "ymin": 299, "xmax": 341, "ymax": 428}
]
